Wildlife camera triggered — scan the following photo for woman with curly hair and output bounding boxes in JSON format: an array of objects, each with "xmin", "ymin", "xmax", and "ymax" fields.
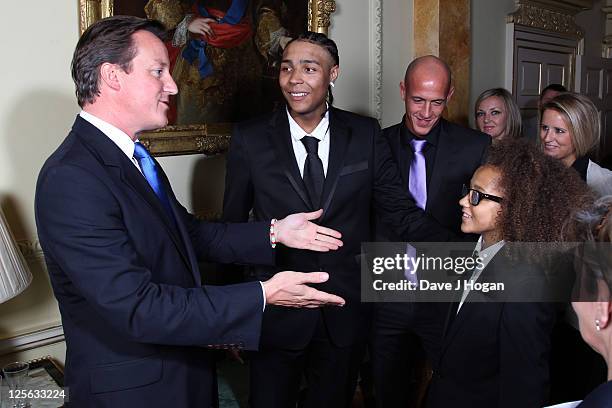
[
  {"xmin": 474, "ymin": 88, "xmax": 522, "ymax": 143},
  {"xmin": 426, "ymin": 139, "xmax": 593, "ymax": 408},
  {"xmin": 540, "ymin": 92, "xmax": 612, "ymax": 197}
]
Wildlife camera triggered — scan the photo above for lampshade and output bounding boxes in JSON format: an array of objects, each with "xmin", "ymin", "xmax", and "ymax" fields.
[{"xmin": 0, "ymin": 208, "xmax": 32, "ymax": 303}]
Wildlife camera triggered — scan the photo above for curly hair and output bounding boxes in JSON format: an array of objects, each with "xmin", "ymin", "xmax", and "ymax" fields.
[{"xmin": 484, "ymin": 139, "xmax": 594, "ymax": 242}]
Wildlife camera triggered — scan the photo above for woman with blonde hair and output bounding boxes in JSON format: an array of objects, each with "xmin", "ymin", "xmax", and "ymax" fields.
[
  {"xmin": 474, "ymin": 88, "xmax": 522, "ymax": 142},
  {"xmin": 540, "ymin": 92, "xmax": 612, "ymax": 196}
]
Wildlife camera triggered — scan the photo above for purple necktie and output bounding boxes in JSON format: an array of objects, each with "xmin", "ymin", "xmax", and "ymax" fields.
[
  {"xmin": 404, "ymin": 243, "xmax": 419, "ymax": 284},
  {"xmin": 409, "ymin": 139, "xmax": 428, "ymax": 210}
]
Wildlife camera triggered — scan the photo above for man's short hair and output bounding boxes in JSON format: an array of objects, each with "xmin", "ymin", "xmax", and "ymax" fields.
[
  {"xmin": 283, "ymin": 31, "xmax": 339, "ymax": 105},
  {"xmin": 541, "ymin": 83, "xmax": 567, "ymax": 99},
  {"xmin": 71, "ymin": 15, "xmax": 166, "ymax": 107}
]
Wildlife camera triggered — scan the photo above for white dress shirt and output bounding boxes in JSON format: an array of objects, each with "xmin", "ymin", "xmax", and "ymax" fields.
[
  {"xmin": 287, "ymin": 107, "xmax": 330, "ymax": 177},
  {"xmin": 79, "ymin": 111, "xmax": 142, "ymax": 173},
  {"xmin": 457, "ymin": 236, "xmax": 505, "ymax": 313}
]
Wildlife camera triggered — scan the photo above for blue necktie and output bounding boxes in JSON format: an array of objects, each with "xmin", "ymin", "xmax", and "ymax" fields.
[{"xmin": 133, "ymin": 142, "xmax": 174, "ymax": 219}]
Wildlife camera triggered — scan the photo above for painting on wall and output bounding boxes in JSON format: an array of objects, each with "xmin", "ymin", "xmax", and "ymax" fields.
[{"xmin": 78, "ymin": 0, "xmax": 336, "ymax": 156}]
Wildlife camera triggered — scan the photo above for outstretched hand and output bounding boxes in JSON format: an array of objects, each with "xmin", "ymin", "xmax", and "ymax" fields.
[
  {"xmin": 275, "ymin": 209, "xmax": 343, "ymax": 252},
  {"xmin": 262, "ymin": 271, "xmax": 345, "ymax": 308}
]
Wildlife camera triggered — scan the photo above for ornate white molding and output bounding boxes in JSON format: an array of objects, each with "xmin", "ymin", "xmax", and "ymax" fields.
[{"xmin": 369, "ymin": 0, "xmax": 383, "ymax": 121}]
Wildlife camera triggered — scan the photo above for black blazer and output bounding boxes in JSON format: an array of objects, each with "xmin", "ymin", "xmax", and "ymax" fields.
[
  {"xmin": 426, "ymin": 250, "xmax": 557, "ymax": 408},
  {"xmin": 578, "ymin": 381, "xmax": 612, "ymax": 407},
  {"xmin": 377, "ymin": 118, "xmax": 490, "ymax": 238},
  {"xmin": 223, "ymin": 107, "xmax": 453, "ymax": 348},
  {"xmin": 35, "ymin": 116, "xmax": 271, "ymax": 407}
]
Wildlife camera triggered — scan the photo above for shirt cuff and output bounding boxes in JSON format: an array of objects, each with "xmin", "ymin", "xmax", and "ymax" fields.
[{"xmin": 259, "ymin": 281, "xmax": 266, "ymax": 312}]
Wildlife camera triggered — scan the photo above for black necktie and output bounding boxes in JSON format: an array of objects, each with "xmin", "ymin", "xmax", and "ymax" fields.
[{"xmin": 301, "ymin": 136, "xmax": 325, "ymax": 208}]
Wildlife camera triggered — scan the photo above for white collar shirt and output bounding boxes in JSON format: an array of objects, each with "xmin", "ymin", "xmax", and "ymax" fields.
[
  {"xmin": 287, "ymin": 107, "xmax": 330, "ymax": 177},
  {"xmin": 457, "ymin": 236, "xmax": 505, "ymax": 313},
  {"xmin": 79, "ymin": 111, "xmax": 142, "ymax": 173}
]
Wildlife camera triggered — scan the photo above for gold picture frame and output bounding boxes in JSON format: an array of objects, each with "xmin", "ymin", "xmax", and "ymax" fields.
[{"xmin": 77, "ymin": 0, "xmax": 337, "ymax": 156}]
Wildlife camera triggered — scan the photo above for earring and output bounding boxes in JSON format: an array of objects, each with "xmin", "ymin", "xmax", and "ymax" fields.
[
  {"xmin": 329, "ymin": 82, "xmax": 335, "ymax": 88},
  {"xmin": 596, "ymin": 319, "xmax": 601, "ymax": 331}
]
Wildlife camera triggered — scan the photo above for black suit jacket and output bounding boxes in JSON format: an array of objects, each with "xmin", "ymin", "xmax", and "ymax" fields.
[
  {"xmin": 35, "ymin": 116, "xmax": 272, "ymax": 407},
  {"xmin": 223, "ymin": 107, "xmax": 452, "ymax": 348},
  {"xmin": 426, "ymin": 250, "xmax": 557, "ymax": 408},
  {"xmin": 578, "ymin": 381, "xmax": 612, "ymax": 407},
  {"xmin": 377, "ymin": 118, "xmax": 490, "ymax": 239}
]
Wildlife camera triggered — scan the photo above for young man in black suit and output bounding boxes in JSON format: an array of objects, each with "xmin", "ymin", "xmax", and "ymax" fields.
[
  {"xmin": 371, "ymin": 55, "xmax": 491, "ymax": 408},
  {"xmin": 223, "ymin": 35, "xmax": 453, "ymax": 407}
]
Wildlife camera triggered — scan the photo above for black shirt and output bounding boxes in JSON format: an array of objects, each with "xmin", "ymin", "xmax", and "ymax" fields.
[{"xmin": 571, "ymin": 156, "xmax": 589, "ymax": 182}]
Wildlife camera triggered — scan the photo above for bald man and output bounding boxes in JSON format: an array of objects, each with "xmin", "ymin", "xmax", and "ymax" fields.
[{"xmin": 371, "ymin": 55, "xmax": 490, "ymax": 408}]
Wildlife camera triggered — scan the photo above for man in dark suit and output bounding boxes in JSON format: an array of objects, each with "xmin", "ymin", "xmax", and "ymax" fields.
[
  {"xmin": 35, "ymin": 16, "xmax": 346, "ymax": 408},
  {"xmin": 370, "ymin": 55, "xmax": 490, "ymax": 408},
  {"xmin": 223, "ymin": 34, "xmax": 453, "ymax": 408}
]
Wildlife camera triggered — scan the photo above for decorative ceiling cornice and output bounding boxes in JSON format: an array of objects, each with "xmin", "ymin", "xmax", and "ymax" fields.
[
  {"xmin": 507, "ymin": 0, "xmax": 592, "ymax": 37},
  {"xmin": 518, "ymin": 0, "xmax": 592, "ymax": 14}
]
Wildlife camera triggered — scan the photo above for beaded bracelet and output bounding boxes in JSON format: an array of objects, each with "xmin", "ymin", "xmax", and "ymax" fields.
[{"xmin": 270, "ymin": 218, "xmax": 277, "ymax": 248}]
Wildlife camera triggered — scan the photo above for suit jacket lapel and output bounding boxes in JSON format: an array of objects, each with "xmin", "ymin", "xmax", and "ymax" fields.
[
  {"xmin": 120, "ymin": 166, "xmax": 200, "ymax": 285},
  {"xmin": 320, "ymin": 108, "xmax": 351, "ymax": 217},
  {"xmin": 439, "ymin": 255, "xmax": 501, "ymax": 359},
  {"xmin": 155, "ymin": 165, "xmax": 202, "ymax": 286},
  {"xmin": 267, "ymin": 110, "xmax": 313, "ymax": 209},
  {"xmin": 393, "ymin": 123, "xmax": 411, "ymax": 186},
  {"xmin": 121, "ymin": 162, "xmax": 177, "ymax": 232},
  {"xmin": 427, "ymin": 120, "xmax": 459, "ymax": 209},
  {"xmin": 73, "ymin": 118, "xmax": 194, "ymax": 278}
]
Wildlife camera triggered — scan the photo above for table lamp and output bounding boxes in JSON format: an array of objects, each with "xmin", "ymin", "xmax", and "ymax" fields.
[{"xmin": 0, "ymin": 208, "xmax": 32, "ymax": 303}]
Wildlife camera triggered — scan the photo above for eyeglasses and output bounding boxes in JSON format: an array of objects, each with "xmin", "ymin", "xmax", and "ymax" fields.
[{"xmin": 461, "ymin": 184, "xmax": 503, "ymax": 206}]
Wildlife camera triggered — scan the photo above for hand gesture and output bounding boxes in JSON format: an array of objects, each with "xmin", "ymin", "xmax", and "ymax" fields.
[
  {"xmin": 275, "ymin": 209, "xmax": 343, "ymax": 252},
  {"xmin": 263, "ymin": 271, "xmax": 345, "ymax": 308}
]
